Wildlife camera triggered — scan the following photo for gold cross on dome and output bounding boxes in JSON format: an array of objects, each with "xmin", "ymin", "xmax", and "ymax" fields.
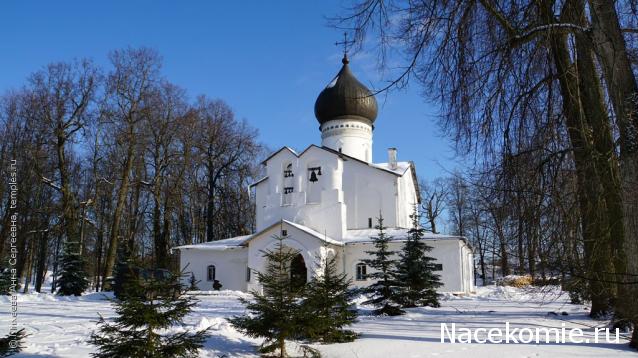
[{"xmin": 335, "ymin": 32, "xmax": 355, "ymax": 60}]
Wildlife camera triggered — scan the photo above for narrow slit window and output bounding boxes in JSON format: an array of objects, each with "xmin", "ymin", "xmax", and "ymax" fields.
[
  {"xmin": 356, "ymin": 263, "xmax": 367, "ymax": 281},
  {"xmin": 207, "ymin": 265, "xmax": 216, "ymax": 281}
]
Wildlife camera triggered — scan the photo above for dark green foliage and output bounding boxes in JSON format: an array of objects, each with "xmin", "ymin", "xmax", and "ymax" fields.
[
  {"xmin": 90, "ymin": 272, "xmax": 208, "ymax": 358},
  {"xmin": 300, "ymin": 252, "xmax": 358, "ymax": 343},
  {"xmin": 394, "ymin": 211, "xmax": 442, "ymax": 308},
  {"xmin": 111, "ymin": 243, "xmax": 139, "ymax": 300},
  {"xmin": 0, "ymin": 266, "xmax": 12, "ymax": 295},
  {"xmin": 230, "ymin": 236, "xmax": 304, "ymax": 357},
  {"xmin": 361, "ymin": 215, "xmax": 404, "ymax": 316},
  {"xmin": 0, "ymin": 329, "xmax": 27, "ymax": 357},
  {"xmin": 188, "ymin": 273, "xmax": 198, "ymax": 291},
  {"xmin": 56, "ymin": 240, "xmax": 89, "ymax": 296},
  {"xmin": 564, "ymin": 277, "xmax": 588, "ymax": 305}
]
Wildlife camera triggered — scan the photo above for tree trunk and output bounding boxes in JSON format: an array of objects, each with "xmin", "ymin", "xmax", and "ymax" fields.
[
  {"xmin": 94, "ymin": 224, "xmax": 104, "ymax": 291},
  {"xmin": 102, "ymin": 140, "xmax": 134, "ymax": 290},
  {"xmin": 517, "ymin": 205, "xmax": 525, "ymax": 274},
  {"xmin": 547, "ymin": 24, "xmax": 613, "ymax": 317},
  {"xmin": 493, "ymin": 217, "xmax": 510, "ymax": 276},
  {"xmin": 427, "ymin": 201, "xmax": 437, "ymax": 234},
  {"xmin": 34, "ymin": 230, "xmax": 48, "ymax": 292},
  {"xmin": 126, "ymin": 171, "xmax": 142, "ymax": 253},
  {"xmin": 279, "ymin": 337, "xmax": 286, "ymax": 358},
  {"xmin": 56, "ymin": 135, "xmax": 79, "ymax": 244},
  {"xmin": 205, "ymin": 160, "xmax": 220, "ymax": 242},
  {"xmin": 51, "ymin": 231, "xmax": 62, "ymax": 293},
  {"xmin": 588, "ymin": 0, "xmax": 638, "ymax": 345},
  {"xmin": 573, "ymin": 21, "xmax": 629, "ymax": 322}
]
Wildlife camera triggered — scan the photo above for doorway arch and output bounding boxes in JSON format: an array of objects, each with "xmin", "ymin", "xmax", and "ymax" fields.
[{"xmin": 290, "ymin": 253, "xmax": 307, "ymax": 288}]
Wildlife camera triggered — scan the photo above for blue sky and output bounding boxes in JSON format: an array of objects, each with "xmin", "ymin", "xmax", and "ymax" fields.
[{"xmin": 0, "ymin": 0, "xmax": 460, "ymax": 181}]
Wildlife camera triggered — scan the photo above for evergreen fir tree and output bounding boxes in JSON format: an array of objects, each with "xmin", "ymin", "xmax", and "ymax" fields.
[
  {"xmin": 0, "ymin": 266, "xmax": 12, "ymax": 295},
  {"xmin": 0, "ymin": 329, "xmax": 27, "ymax": 357},
  {"xmin": 56, "ymin": 239, "xmax": 89, "ymax": 296},
  {"xmin": 361, "ymin": 215, "xmax": 404, "ymax": 316},
  {"xmin": 300, "ymin": 251, "xmax": 358, "ymax": 343},
  {"xmin": 111, "ymin": 242, "xmax": 139, "ymax": 300},
  {"xmin": 188, "ymin": 273, "xmax": 198, "ymax": 291},
  {"xmin": 89, "ymin": 271, "xmax": 209, "ymax": 358},
  {"xmin": 230, "ymin": 236, "xmax": 304, "ymax": 357},
  {"xmin": 394, "ymin": 210, "xmax": 442, "ymax": 308}
]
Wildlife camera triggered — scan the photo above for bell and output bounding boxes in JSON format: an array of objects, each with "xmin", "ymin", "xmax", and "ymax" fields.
[
  {"xmin": 317, "ymin": 167, "xmax": 322, "ymax": 175},
  {"xmin": 309, "ymin": 170, "xmax": 318, "ymax": 182}
]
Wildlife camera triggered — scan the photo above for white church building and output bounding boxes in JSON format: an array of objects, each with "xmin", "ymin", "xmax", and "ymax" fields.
[{"xmin": 175, "ymin": 54, "xmax": 474, "ymax": 294}]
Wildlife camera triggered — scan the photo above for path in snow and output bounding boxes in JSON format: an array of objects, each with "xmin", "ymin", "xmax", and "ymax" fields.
[{"xmin": 0, "ymin": 286, "xmax": 635, "ymax": 357}]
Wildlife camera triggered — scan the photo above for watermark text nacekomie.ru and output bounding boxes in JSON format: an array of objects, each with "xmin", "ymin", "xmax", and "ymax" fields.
[{"xmin": 441, "ymin": 322, "xmax": 621, "ymax": 344}]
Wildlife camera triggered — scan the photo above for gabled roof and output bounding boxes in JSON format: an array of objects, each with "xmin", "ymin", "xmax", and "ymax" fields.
[
  {"xmin": 258, "ymin": 144, "xmax": 417, "ymax": 177},
  {"xmin": 283, "ymin": 220, "xmax": 344, "ymax": 246},
  {"xmin": 245, "ymin": 219, "xmax": 344, "ymax": 247},
  {"xmin": 248, "ymin": 176, "xmax": 268, "ymax": 188},
  {"xmin": 173, "ymin": 235, "xmax": 252, "ymax": 251},
  {"xmin": 260, "ymin": 146, "xmax": 298, "ymax": 165},
  {"xmin": 172, "ymin": 220, "xmax": 344, "ymax": 251},
  {"xmin": 256, "ymin": 144, "xmax": 421, "ymax": 203}
]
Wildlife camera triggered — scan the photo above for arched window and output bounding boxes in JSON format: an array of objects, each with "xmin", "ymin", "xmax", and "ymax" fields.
[
  {"xmin": 207, "ymin": 265, "xmax": 216, "ymax": 281},
  {"xmin": 356, "ymin": 263, "xmax": 367, "ymax": 281}
]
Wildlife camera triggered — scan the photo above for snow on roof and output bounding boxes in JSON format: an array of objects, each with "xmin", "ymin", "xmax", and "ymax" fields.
[
  {"xmin": 371, "ymin": 161, "xmax": 411, "ymax": 175},
  {"xmin": 260, "ymin": 146, "xmax": 298, "ymax": 165},
  {"xmin": 248, "ymin": 176, "xmax": 268, "ymax": 187},
  {"xmin": 174, "ymin": 235, "xmax": 252, "ymax": 251},
  {"xmin": 173, "ymin": 220, "xmax": 344, "ymax": 251},
  {"xmin": 343, "ymin": 228, "xmax": 462, "ymax": 244},
  {"xmin": 173, "ymin": 226, "xmax": 467, "ymax": 251},
  {"xmin": 283, "ymin": 220, "xmax": 344, "ymax": 246}
]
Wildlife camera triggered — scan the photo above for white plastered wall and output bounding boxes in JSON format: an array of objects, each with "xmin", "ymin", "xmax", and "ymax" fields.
[
  {"xmin": 179, "ymin": 247, "xmax": 248, "ymax": 291},
  {"xmin": 255, "ymin": 147, "xmax": 347, "ymax": 240},
  {"xmin": 343, "ymin": 239, "xmax": 473, "ymax": 293}
]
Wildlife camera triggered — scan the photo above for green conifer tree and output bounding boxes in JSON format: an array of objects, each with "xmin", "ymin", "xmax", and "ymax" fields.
[
  {"xmin": 0, "ymin": 329, "xmax": 27, "ymax": 357},
  {"xmin": 0, "ymin": 266, "xmax": 12, "ymax": 295},
  {"xmin": 111, "ymin": 243, "xmax": 139, "ymax": 300},
  {"xmin": 90, "ymin": 272, "xmax": 209, "ymax": 358},
  {"xmin": 230, "ymin": 236, "xmax": 304, "ymax": 357},
  {"xmin": 361, "ymin": 215, "xmax": 404, "ymax": 316},
  {"xmin": 188, "ymin": 273, "xmax": 198, "ymax": 291},
  {"xmin": 394, "ymin": 210, "xmax": 442, "ymax": 308},
  {"xmin": 56, "ymin": 240, "xmax": 89, "ymax": 296},
  {"xmin": 300, "ymin": 251, "xmax": 358, "ymax": 343}
]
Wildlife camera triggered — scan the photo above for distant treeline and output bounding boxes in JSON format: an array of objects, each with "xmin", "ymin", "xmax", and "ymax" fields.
[{"xmin": 0, "ymin": 47, "xmax": 264, "ymax": 293}]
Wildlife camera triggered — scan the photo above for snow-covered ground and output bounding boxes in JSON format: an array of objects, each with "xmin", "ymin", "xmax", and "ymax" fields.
[{"xmin": 0, "ymin": 286, "xmax": 635, "ymax": 357}]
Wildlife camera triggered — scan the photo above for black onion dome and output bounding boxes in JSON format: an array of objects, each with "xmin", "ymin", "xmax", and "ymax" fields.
[{"xmin": 314, "ymin": 56, "xmax": 378, "ymax": 125}]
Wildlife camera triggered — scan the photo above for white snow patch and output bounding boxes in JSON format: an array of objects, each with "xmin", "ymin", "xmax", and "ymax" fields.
[{"xmin": 0, "ymin": 286, "xmax": 634, "ymax": 357}]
